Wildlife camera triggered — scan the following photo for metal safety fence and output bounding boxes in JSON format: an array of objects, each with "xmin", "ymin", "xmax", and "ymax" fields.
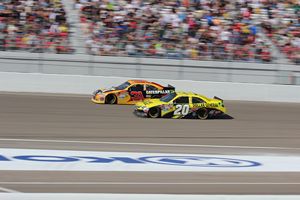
[{"xmin": 0, "ymin": 48, "xmax": 299, "ymax": 85}]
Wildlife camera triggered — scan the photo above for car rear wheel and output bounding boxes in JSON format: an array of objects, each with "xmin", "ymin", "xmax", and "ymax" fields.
[
  {"xmin": 148, "ymin": 107, "xmax": 161, "ymax": 118},
  {"xmin": 105, "ymin": 94, "xmax": 117, "ymax": 104},
  {"xmin": 197, "ymin": 108, "xmax": 209, "ymax": 120}
]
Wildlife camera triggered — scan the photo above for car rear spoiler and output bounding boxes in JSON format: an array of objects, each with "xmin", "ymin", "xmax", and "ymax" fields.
[
  {"xmin": 164, "ymin": 84, "xmax": 175, "ymax": 90},
  {"xmin": 214, "ymin": 96, "xmax": 223, "ymax": 102}
]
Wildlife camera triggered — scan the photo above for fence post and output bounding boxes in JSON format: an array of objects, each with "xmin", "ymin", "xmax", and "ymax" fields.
[
  {"xmin": 178, "ymin": 57, "xmax": 184, "ymax": 80},
  {"xmin": 136, "ymin": 54, "xmax": 141, "ymax": 78},
  {"xmin": 38, "ymin": 52, "xmax": 43, "ymax": 73},
  {"xmin": 226, "ymin": 62, "xmax": 232, "ymax": 82},
  {"xmin": 289, "ymin": 72, "xmax": 296, "ymax": 85},
  {"xmin": 88, "ymin": 53, "xmax": 94, "ymax": 75}
]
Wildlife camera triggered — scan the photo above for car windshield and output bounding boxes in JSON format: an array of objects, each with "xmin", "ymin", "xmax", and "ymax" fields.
[
  {"xmin": 160, "ymin": 92, "xmax": 176, "ymax": 102},
  {"xmin": 115, "ymin": 81, "xmax": 130, "ymax": 90}
]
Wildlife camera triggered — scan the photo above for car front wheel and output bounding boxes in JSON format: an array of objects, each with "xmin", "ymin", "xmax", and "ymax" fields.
[
  {"xmin": 148, "ymin": 107, "xmax": 161, "ymax": 118},
  {"xmin": 105, "ymin": 94, "xmax": 117, "ymax": 104}
]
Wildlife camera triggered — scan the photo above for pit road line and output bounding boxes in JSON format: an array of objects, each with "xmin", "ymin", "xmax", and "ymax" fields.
[
  {"xmin": 1, "ymin": 182, "xmax": 300, "ymax": 185},
  {"xmin": 1, "ymin": 194, "xmax": 300, "ymax": 200},
  {"xmin": 0, "ymin": 138, "xmax": 299, "ymax": 150},
  {"xmin": 0, "ymin": 186, "xmax": 21, "ymax": 193}
]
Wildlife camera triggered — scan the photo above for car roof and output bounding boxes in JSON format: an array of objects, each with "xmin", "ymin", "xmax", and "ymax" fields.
[
  {"xmin": 127, "ymin": 80, "xmax": 163, "ymax": 88},
  {"xmin": 176, "ymin": 91, "xmax": 210, "ymax": 101}
]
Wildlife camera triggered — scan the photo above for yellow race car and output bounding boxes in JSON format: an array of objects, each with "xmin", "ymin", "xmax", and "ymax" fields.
[
  {"xmin": 134, "ymin": 91, "xmax": 227, "ymax": 119},
  {"xmin": 92, "ymin": 80, "xmax": 175, "ymax": 105}
]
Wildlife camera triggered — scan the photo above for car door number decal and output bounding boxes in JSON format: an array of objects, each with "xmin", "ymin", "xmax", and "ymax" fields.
[
  {"xmin": 174, "ymin": 104, "xmax": 189, "ymax": 115},
  {"xmin": 130, "ymin": 91, "xmax": 144, "ymax": 101}
]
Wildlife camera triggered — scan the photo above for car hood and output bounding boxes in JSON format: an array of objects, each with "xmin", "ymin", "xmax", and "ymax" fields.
[{"xmin": 94, "ymin": 87, "xmax": 120, "ymax": 94}]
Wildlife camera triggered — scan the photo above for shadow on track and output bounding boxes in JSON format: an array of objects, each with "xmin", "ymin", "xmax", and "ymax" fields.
[
  {"xmin": 208, "ymin": 113, "xmax": 234, "ymax": 120},
  {"xmin": 134, "ymin": 111, "xmax": 234, "ymax": 120}
]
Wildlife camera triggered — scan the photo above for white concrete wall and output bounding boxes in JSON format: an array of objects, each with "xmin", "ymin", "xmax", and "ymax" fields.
[{"xmin": 1, "ymin": 72, "xmax": 300, "ymax": 103}]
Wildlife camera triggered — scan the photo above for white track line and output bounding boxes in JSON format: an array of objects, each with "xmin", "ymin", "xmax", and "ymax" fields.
[
  {"xmin": 0, "ymin": 186, "xmax": 21, "ymax": 193},
  {"xmin": 0, "ymin": 182, "xmax": 299, "ymax": 185},
  {"xmin": 0, "ymin": 138, "xmax": 299, "ymax": 150}
]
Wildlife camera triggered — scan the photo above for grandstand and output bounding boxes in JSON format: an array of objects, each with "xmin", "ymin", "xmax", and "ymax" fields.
[
  {"xmin": 0, "ymin": 0, "xmax": 73, "ymax": 53},
  {"xmin": 0, "ymin": 0, "xmax": 299, "ymax": 64}
]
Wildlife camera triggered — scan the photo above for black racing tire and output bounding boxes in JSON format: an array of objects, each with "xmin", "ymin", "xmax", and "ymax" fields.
[
  {"xmin": 105, "ymin": 94, "xmax": 117, "ymax": 104},
  {"xmin": 197, "ymin": 108, "xmax": 209, "ymax": 120},
  {"xmin": 148, "ymin": 107, "xmax": 161, "ymax": 118}
]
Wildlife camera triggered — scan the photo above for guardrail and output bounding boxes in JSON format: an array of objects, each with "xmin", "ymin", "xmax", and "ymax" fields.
[
  {"xmin": 1, "ymin": 72, "xmax": 300, "ymax": 102},
  {"xmin": 0, "ymin": 51, "xmax": 299, "ymax": 85},
  {"xmin": 0, "ymin": 43, "xmax": 291, "ymax": 64}
]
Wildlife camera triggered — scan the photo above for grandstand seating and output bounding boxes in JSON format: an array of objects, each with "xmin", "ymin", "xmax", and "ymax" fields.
[
  {"xmin": 0, "ymin": 0, "xmax": 73, "ymax": 53},
  {"xmin": 0, "ymin": 0, "xmax": 298, "ymax": 65},
  {"xmin": 260, "ymin": 0, "xmax": 300, "ymax": 64},
  {"xmin": 77, "ymin": 0, "xmax": 273, "ymax": 62}
]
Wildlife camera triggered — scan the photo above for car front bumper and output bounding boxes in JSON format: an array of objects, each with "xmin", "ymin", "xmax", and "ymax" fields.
[
  {"xmin": 91, "ymin": 95, "xmax": 105, "ymax": 104},
  {"xmin": 134, "ymin": 109, "xmax": 148, "ymax": 117}
]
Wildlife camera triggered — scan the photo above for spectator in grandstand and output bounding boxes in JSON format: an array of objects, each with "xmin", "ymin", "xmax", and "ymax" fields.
[{"xmin": 125, "ymin": 42, "xmax": 137, "ymax": 56}]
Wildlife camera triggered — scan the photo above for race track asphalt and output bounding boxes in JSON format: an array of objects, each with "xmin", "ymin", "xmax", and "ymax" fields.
[{"xmin": 0, "ymin": 92, "xmax": 300, "ymax": 194}]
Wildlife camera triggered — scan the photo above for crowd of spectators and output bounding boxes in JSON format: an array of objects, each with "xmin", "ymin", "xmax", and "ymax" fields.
[
  {"xmin": 76, "ymin": 0, "xmax": 273, "ymax": 62},
  {"xmin": 0, "ymin": 0, "xmax": 298, "ymax": 65},
  {"xmin": 260, "ymin": 0, "xmax": 300, "ymax": 64},
  {"xmin": 0, "ymin": 0, "xmax": 73, "ymax": 53}
]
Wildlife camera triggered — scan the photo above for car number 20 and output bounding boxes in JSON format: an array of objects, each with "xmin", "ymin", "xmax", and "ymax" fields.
[{"xmin": 174, "ymin": 104, "xmax": 189, "ymax": 115}]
